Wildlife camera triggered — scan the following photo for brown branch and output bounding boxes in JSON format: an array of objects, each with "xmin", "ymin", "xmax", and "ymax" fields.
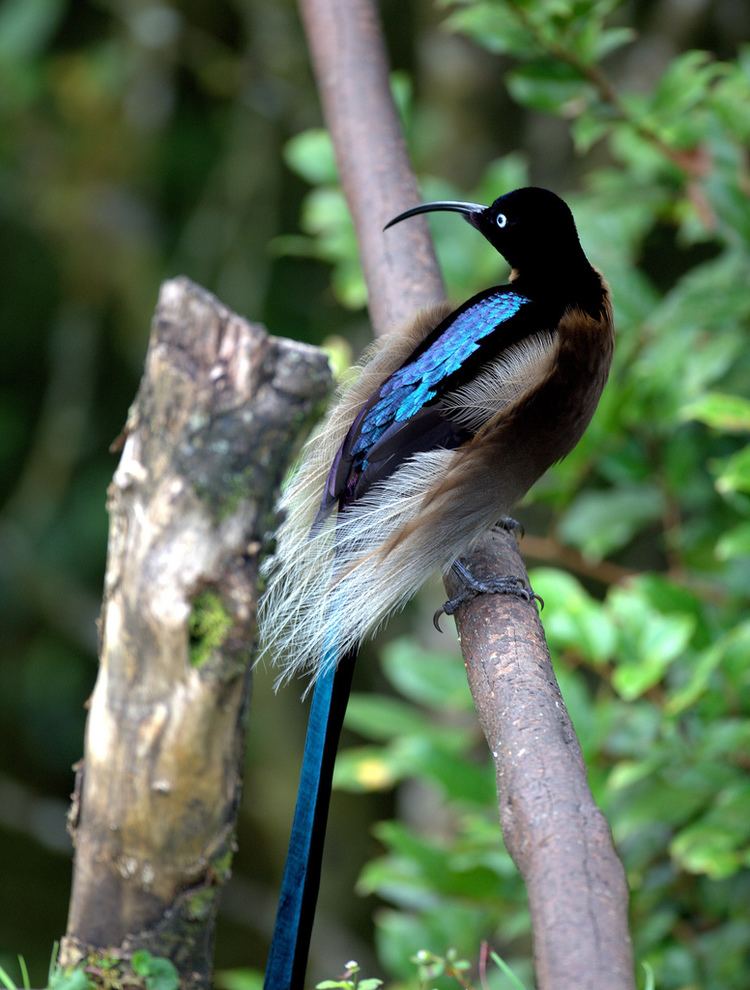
[
  {"xmin": 524, "ymin": 532, "xmax": 727, "ymax": 605},
  {"xmin": 298, "ymin": 0, "xmax": 445, "ymax": 337},
  {"xmin": 60, "ymin": 278, "xmax": 331, "ymax": 988},
  {"xmin": 298, "ymin": 2, "xmax": 635, "ymax": 987},
  {"xmin": 522, "ymin": 533, "xmax": 636, "ymax": 587},
  {"xmin": 446, "ymin": 532, "xmax": 634, "ymax": 989}
]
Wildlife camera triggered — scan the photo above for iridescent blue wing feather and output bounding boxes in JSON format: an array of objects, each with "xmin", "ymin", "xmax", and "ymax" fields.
[{"xmin": 316, "ymin": 287, "xmax": 537, "ymax": 520}]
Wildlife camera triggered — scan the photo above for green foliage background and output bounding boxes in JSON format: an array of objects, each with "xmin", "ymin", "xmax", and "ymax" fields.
[{"xmin": 2, "ymin": 0, "xmax": 749, "ymax": 988}]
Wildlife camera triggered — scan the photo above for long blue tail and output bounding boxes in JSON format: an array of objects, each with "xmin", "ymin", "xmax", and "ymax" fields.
[{"xmin": 263, "ymin": 648, "xmax": 357, "ymax": 990}]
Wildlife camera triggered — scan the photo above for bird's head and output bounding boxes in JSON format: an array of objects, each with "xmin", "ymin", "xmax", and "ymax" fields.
[{"xmin": 385, "ymin": 186, "xmax": 587, "ymax": 281}]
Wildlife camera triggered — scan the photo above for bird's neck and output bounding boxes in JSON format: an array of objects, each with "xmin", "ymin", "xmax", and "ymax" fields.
[{"xmin": 510, "ymin": 251, "xmax": 599, "ymax": 310}]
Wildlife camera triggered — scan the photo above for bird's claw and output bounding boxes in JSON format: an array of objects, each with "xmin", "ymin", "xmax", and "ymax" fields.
[
  {"xmin": 433, "ymin": 595, "xmax": 466, "ymax": 632},
  {"xmin": 492, "ymin": 515, "xmax": 525, "ymax": 539},
  {"xmin": 434, "ymin": 566, "xmax": 543, "ymax": 631}
]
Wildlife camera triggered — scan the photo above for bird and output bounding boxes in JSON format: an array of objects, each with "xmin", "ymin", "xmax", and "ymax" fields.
[{"xmin": 259, "ymin": 186, "xmax": 614, "ymax": 990}]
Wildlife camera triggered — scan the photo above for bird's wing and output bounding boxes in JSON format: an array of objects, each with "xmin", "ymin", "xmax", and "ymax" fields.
[{"xmin": 314, "ymin": 286, "xmax": 560, "ymax": 523}]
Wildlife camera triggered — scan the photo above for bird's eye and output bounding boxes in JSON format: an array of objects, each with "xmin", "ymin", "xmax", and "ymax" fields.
[{"xmin": 495, "ymin": 213, "xmax": 507, "ymax": 229}]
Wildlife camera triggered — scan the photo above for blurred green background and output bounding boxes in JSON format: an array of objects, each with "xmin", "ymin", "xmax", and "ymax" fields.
[{"xmin": 2, "ymin": 1, "xmax": 750, "ymax": 987}]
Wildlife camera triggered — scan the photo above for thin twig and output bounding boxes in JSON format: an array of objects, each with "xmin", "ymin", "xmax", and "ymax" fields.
[{"xmin": 507, "ymin": 0, "xmax": 707, "ymax": 177}]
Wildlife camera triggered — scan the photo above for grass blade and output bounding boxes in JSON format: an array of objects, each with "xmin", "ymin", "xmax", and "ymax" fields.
[
  {"xmin": 489, "ymin": 952, "xmax": 527, "ymax": 990},
  {"xmin": 48, "ymin": 943, "xmax": 60, "ymax": 987},
  {"xmin": 16, "ymin": 958, "xmax": 29, "ymax": 990}
]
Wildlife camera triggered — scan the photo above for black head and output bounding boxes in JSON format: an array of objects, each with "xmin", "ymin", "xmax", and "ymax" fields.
[{"xmin": 385, "ymin": 186, "xmax": 588, "ymax": 281}]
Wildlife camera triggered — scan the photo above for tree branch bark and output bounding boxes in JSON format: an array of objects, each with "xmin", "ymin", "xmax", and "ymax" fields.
[
  {"xmin": 298, "ymin": 0, "xmax": 445, "ymax": 337},
  {"xmin": 298, "ymin": 1, "xmax": 635, "ymax": 987},
  {"xmin": 61, "ymin": 278, "xmax": 331, "ymax": 988},
  {"xmin": 445, "ymin": 531, "xmax": 634, "ymax": 988}
]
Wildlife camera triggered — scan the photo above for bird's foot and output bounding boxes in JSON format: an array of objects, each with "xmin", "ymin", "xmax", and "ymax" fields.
[
  {"xmin": 492, "ymin": 515, "xmax": 524, "ymax": 539},
  {"xmin": 433, "ymin": 558, "xmax": 543, "ymax": 632}
]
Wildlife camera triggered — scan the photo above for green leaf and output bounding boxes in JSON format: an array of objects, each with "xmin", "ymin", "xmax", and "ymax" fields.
[
  {"xmin": 529, "ymin": 568, "xmax": 616, "ymax": 664},
  {"xmin": 49, "ymin": 971, "xmax": 91, "ymax": 990},
  {"xmin": 594, "ymin": 25, "xmax": 635, "ymax": 59},
  {"xmin": 711, "ymin": 57, "xmax": 750, "ymax": 142},
  {"xmin": 648, "ymin": 50, "xmax": 723, "ymax": 121},
  {"xmin": 331, "ymin": 257, "xmax": 368, "ymax": 309},
  {"xmin": 335, "ymin": 722, "xmax": 484, "ymax": 795},
  {"xmin": 607, "ymin": 583, "xmax": 696, "ymax": 700},
  {"xmin": 344, "ymin": 693, "xmax": 470, "ymax": 752},
  {"xmin": 703, "ymin": 139, "xmax": 750, "ymax": 245},
  {"xmin": 694, "ymin": 719, "xmax": 750, "ymax": 762},
  {"xmin": 681, "ymin": 392, "xmax": 750, "ymax": 432},
  {"xmin": 671, "ymin": 782, "xmax": 750, "ymax": 878},
  {"xmin": 716, "ymin": 520, "xmax": 750, "ymax": 560},
  {"xmin": 376, "ymin": 904, "xmax": 491, "ymax": 981},
  {"xmin": 473, "ymin": 155, "xmax": 530, "ymax": 204},
  {"xmin": 665, "ymin": 645, "xmax": 723, "ymax": 715},
  {"xmin": 380, "ymin": 639, "xmax": 472, "ymax": 710},
  {"xmin": 404, "ymin": 741, "xmax": 495, "ymax": 805},
  {"xmin": 604, "ymin": 702, "xmax": 662, "ymax": 760},
  {"xmin": 571, "ymin": 110, "xmax": 612, "ymax": 152},
  {"xmin": 443, "ymin": 5, "xmax": 540, "ymax": 58},
  {"xmin": 390, "ymin": 70, "xmax": 412, "ymax": 128},
  {"xmin": 214, "ymin": 970, "xmax": 263, "ymax": 990},
  {"xmin": 0, "ymin": 0, "xmax": 65, "ymax": 59},
  {"xmin": 636, "ymin": 252, "xmax": 750, "ymax": 410},
  {"xmin": 715, "ymin": 445, "xmax": 750, "ymax": 495},
  {"xmin": 666, "ymin": 622, "xmax": 750, "ymax": 713},
  {"xmin": 507, "ymin": 60, "xmax": 592, "ymax": 114},
  {"xmin": 130, "ymin": 952, "xmax": 179, "ymax": 990},
  {"xmin": 358, "ymin": 855, "xmax": 437, "ymax": 909},
  {"xmin": 558, "ymin": 485, "xmax": 664, "ymax": 559},
  {"xmin": 375, "ymin": 911, "xmax": 434, "ymax": 981},
  {"xmin": 364, "ymin": 821, "xmax": 501, "ymax": 904},
  {"xmin": 333, "ymin": 745, "xmax": 401, "ymax": 791},
  {"xmin": 283, "ymin": 129, "xmax": 338, "ymax": 185},
  {"xmin": 670, "ymin": 249, "xmax": 750, "ymax": 335},
  {"xmin": 607, "ymin": 756, "xmax": 662, "ymax": 792},
  {"xmin": 344, "ymin": 694, "xmax": 433, "ymax": 740},
  {"xmin": 301, "ymin": 187, "xmax": 352, "ymax": 238}
]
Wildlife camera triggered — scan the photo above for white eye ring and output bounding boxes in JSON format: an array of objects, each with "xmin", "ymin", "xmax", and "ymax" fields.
[{"xmin": 496, "ymin": 213, "xmax": 507, "ymax": 229}]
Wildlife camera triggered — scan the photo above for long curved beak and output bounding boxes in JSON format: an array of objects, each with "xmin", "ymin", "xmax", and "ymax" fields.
[{"xmin": 383, "ymin": 200, "xmax": 486, "ymax": 231}]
